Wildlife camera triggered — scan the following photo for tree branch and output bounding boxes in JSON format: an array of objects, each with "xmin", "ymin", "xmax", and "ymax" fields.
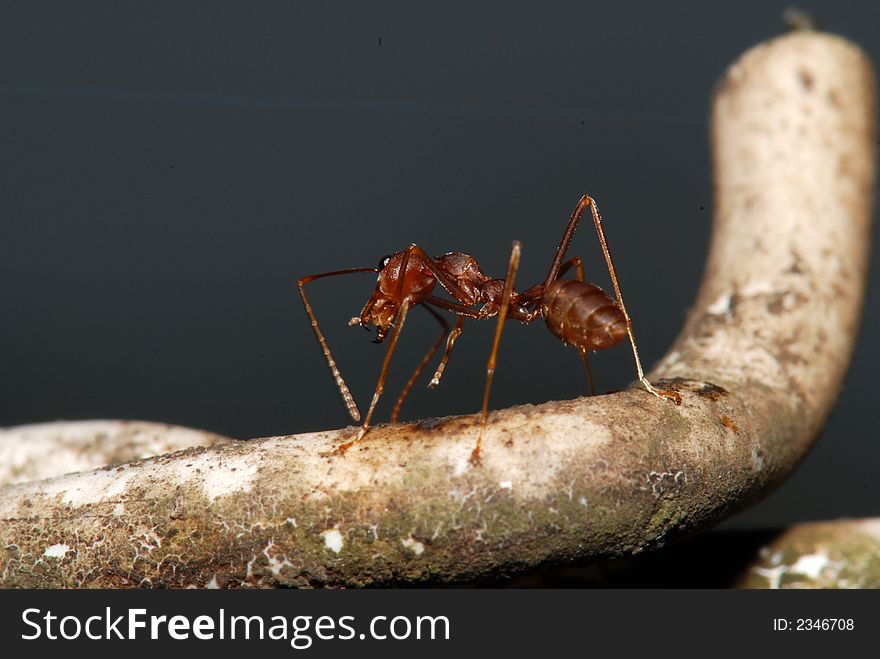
[
  {"xmin": 0, "ymin": 420, "xmax": 232, "ymax": 487},
  {"xmin": 1, "ymin": 32, "xmax": 875, "ymax": 587},
  {"xmin": 737, "ymin": 518, "xmax": 880, "ymax": 588}
]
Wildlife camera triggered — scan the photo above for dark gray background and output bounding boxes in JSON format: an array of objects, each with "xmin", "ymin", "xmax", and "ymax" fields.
[{"xmin": 1, "ymin": 2, "xmax": 876, "ymax": 529}]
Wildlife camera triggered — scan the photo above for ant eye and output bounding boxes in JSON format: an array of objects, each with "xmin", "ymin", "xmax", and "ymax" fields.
[{"xmin": 378, "ymin": 254, "xmax": 392, "ymax": 269}]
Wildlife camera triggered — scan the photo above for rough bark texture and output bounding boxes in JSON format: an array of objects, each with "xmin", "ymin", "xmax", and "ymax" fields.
[
  {"xmin": 489, "ymin": 520, "xmax": 880, "ymax": 588},
  {"xmin": 0, "ymin": 32, "xmax": 875, "ymax": 588},
  {"xmin": 738, "ymin": 518, "xmax": 880, "ymax": 589},
  {"xmin": 0, "ymin": 420, "xmax": 233, "ymax": 487}
]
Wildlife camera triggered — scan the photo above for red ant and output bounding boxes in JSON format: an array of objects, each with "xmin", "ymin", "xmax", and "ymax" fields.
[{"xmin": 297, "ymin": 195, "xmax": 681, "ymax": 464}]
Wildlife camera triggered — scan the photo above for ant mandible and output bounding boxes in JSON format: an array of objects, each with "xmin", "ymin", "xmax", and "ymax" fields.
[{"xmin": 297, "ymin": 195, "xmax": 681, "ymax": 465}]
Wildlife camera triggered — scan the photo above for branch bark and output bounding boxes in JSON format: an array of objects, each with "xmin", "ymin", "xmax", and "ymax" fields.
[
  {"xmin": 484, "ymin": 519, "xmax": 880, "ymax": 587},
  {"xmin": 0, "ymin": 420, "xmax": 232, "ymax": 487},
  {"xmin": 1, "ymin": 32, "xmax": 875, "ymax": 587},
  {"xmin": 737, "ymin": 518, "xmax": 880, "ymax": 588}
]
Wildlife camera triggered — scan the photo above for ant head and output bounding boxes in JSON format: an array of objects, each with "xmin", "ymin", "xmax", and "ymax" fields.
[
  {"xmin": 374, "ymin": 251, "xmax": 435, "ymax": 297},
  {"xmin": 353, "ymin": 249, "xmax": 438, "ymax": 341}
]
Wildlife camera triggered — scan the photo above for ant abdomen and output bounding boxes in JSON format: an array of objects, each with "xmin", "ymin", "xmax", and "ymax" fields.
[{"xmin": 542, "ymin": 279, "xmax": 627, "ymax": 351}]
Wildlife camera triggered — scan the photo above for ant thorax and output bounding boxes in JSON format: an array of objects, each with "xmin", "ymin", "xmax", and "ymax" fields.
[{"xmin": 435, "ymin": 251, "xmax": 496, "ymax": 307}]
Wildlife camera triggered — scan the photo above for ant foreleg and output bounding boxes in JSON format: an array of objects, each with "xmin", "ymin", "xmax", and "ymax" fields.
[
  {"xmin": 390, "ymin": 305, "xmax": 449, "ymax": 423},
  {"xmin": 335, "ymin": 294, "xmax": 417, "ymax": 455},
  {"xmin": 473, "ymin": 240, "xmax": 522, "ymax": 465}
]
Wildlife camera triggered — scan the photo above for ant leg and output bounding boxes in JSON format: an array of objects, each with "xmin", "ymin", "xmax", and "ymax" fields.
[
  {"xmin": 558, "ymin": 256, "xmax": 595, "ymax": 395},
  {"xmin": 336, "ymin": 295, "xmax": 416, "ymax": 454},
  {"xmin": 580, "ymin": 348, "xmax": 595, "ymax": 396},
  {"xmin": 585, "ymin": 197, "xmax": 682, "ymax": 405},
  {"xmin": 297, "ymin": 267, "xmax": 380, "ymax": 422},
  {"xmin": 421, "ymin": 295, "xmax": 482, "ymax": 318},
  {"xmin": 430, "ymin": 315, "xmax": 464, "ymax": 388},
  {"xmin": 390, "ymin": 305, "xmax": 449, "ymax": 423},
  {"xmin": 473, "ymin": 240, "xmax": 522, "ymax": 465},
  {"xmin": 337, "ymin": 247, "xmax": 417, "ymax": 451},
  {"xmin": 414, "ymin": 296, "xmax": 479, "ymax": 387},
  {"xmin": 541, "ymin": 195, "xmax": 594, "ymax": 288},
  {"xmin": 556, "ymin": 256, "xmax": 582, "ymax": 279}
]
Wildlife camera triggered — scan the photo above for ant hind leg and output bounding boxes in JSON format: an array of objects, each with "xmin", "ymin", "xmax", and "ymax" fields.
[{"xmin": 584, "ymin": 197, "xmax": 682, "ymax": 405}]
